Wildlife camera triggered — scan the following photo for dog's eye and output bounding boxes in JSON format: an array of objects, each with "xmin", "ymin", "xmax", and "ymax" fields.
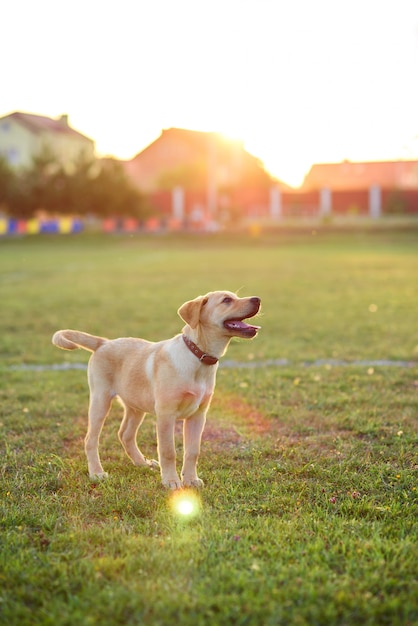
[
  {"xmin": 202, "ymin": 298, "xmax": 208, "ymax": 306},
  {"xmin": 222, "ymin": 296, "xmax": 233, "ymax": 304}
]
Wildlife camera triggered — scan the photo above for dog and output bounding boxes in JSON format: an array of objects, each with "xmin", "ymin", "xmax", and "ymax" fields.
[{"xmin": 52, "ymin": 291, "xmax": 261, "ymax": 489}]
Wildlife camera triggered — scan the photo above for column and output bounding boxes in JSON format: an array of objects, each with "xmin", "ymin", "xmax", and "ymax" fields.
[
  {"xmin": 320, "ymin": 187, "xmax": 332, "ymax": 217},
  {"xmin": 269, "ymin": 186, "xmax": 282, "ymax": 220},
  {"xmin": 369, "ymin": 185, "xmax": 381, "ymax": 218}
]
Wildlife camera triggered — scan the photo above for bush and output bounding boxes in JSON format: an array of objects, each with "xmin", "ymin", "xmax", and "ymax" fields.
[{"xmin": 0, "ymin": 151, "xmax": 148, "ymax": 219}]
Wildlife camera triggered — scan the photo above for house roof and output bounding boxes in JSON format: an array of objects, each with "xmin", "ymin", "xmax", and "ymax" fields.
[
  {"xmin": 1, "ymin": 111, "xmax": 94, "ymax": 143},
  {"xmin": 302, "ymin": 159, "xmax": 418, "ymax": 190},
  {"xmin": 131, "ymin": 127, "xmax": 240, "ymax": 161},
  {"xmin": 127, "ymin": 127, "xmax": 294, "ymax": 191}
]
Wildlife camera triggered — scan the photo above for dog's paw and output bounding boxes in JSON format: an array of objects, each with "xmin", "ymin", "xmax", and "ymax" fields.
[
  {"xmin": 182, "ymin": 477, "xmax": 204, "ymax": 489},
  {"xmin": 145, "ymin": 458, "xmax": 160, "ymax": 471},
  {"xmin": 162, "ymin": 477, "xmax": 183, "ymax": 490},
  {"xmin": 89, "ymin": 471, "xmax": 109, "ymax": 481}
]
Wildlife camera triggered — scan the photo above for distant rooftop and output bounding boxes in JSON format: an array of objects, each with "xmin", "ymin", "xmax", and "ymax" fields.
[
  {"xmin": 303, "ymin": 159, "xmax": 418, "ymax": 190},
  {"xmin": 1, "ymin": 111, "xmax": 93, "ymax": 142}
]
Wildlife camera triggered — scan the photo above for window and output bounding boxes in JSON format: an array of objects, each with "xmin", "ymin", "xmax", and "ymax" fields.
[{"xmin": 7, "ymin": 148, "xmax": 19, "ymax": 164}]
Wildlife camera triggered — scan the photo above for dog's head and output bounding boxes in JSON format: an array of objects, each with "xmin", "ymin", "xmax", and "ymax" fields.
[{"xmin": 178, "ymin": 291, "xmax": 261, "ymax": 339}]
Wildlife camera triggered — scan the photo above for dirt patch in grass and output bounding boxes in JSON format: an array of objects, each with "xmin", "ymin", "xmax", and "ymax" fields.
[
  {"xmin": 202, "ymin": 422, "xmax": 241, "ymax": 449},
  {"xmin": 210, "ymin": 394, "xmax": 360, "ymax": 458},
  {"xmin": 222, "ymin": 396, "xmax": 273, "ymax": 436},
  {"xmin": 211, "ymin": 394, "xmax": 283, "ymax": 442}
]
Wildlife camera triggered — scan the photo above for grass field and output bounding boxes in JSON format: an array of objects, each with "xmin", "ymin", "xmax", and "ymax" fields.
[{"xmin": 1, "ymin": 226, "xmax": 417, "ymax": 625}]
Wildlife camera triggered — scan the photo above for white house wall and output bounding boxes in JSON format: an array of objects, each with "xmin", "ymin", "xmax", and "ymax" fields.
[
  {"xmin": 34, "ymin": 131, "xmax": 94, "ymax": 170},
  {"xmin": 0, "ymin": 118, "xmax": 95, "ymax": 170},
  {"xmin": 0, "ymin": 118, "xmax": 36, "ymax": 167}
]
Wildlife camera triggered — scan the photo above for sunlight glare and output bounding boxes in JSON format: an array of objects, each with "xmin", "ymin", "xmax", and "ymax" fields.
[{"xmin": 170, "ymin": 490, "xmax": 201, "ymax": 519}]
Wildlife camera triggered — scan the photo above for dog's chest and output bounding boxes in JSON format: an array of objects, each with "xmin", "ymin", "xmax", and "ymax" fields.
[{"xmin": 178, "ymin": 383, "xmax": 214, "ymax": 419}]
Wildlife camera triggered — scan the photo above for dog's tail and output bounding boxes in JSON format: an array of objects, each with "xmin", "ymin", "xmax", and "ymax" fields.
[{"xmin": 52, "ymin": 330, "xmax": 107, "ymax": 353}]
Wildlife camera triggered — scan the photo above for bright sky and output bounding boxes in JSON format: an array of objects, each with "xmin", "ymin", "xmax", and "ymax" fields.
[{"xmin": 2, "ymin": 0, "xmax": 418, "ymax": 186}]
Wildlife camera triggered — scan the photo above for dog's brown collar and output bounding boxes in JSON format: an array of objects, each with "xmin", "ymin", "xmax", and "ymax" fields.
[{"xmin": 182, "ymin": 334, "xmax": 219, "ymax": 366}]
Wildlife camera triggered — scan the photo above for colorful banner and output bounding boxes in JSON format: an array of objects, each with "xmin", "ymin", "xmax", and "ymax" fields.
[
  {"xmin": 0, "ymin": 218, "xmax": 8, "ymax": 235},
  {"xmin": 0, "ymin": 218, "xmax": 84, "ymax": 236},
  {"xmin": 27, "ymin": 219, "xmax": 40, "ymax": 234}
]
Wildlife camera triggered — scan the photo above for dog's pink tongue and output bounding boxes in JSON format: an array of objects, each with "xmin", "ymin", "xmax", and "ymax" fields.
[{"xmin": 224, "ymin": 320, "xmax": 260, "ymax": 331}]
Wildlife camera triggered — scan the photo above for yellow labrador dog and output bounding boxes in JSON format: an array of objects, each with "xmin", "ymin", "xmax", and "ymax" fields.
[{"xmin": 52, "ymin": 291, "xmax": 261, "ymax": 489}]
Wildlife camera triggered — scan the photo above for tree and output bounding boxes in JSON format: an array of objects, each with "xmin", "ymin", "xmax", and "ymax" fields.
[
  {"xmin": 5, "ymin": 151, "xmax": 148, "ymax": 219},
  {"xmin": 0, "ymin": 156, "xmax": 18, "ymax": 213},
  {"xmin": 89, "ymin": 159, "xmax": 146, "ymax": 218},
  {"xmin": 157, "ymin": 160, "xmax": 208, "ymax": 191},
  {"xmin": 14, "ymin": 146, "xmax": 60, "ymax": 217}
]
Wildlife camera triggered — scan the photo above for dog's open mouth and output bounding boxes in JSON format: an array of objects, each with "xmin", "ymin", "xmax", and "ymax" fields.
[{"xmin": 223, "ymin": 317, "xmax": 261, "ymax": 338}]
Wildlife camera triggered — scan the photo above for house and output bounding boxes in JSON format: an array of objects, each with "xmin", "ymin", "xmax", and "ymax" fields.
[
  {"xmin": 302, "ymin": 159, "xmax": 418, "ymax": 191},
  {"xmin": 124, "ymin": 128, "xmax": 241, "ymax": 192},
  {"xmin": 299, "ymin": 159, "xmax": 418, "ymax": 215},
  {"xmin": 0, "ymin": 111, "xmax": 95, "ymax": 170},
  {"xmin": 123, "ymin": 127, "xmax": 282, "ymax": 193},
  {"xmin": 123, "ymin": 127, "xmax": 291, "ymax": 220}
]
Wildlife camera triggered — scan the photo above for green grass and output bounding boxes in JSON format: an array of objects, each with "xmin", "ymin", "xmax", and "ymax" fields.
[{"xmin": 0, "ymin": 227, "xmax": 417, "ymax": 625}]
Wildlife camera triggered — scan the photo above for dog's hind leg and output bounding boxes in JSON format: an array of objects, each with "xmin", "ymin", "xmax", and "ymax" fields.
[
  {"xmin": 118, "ymin": 406, "xmax": 159, "ymax": 470},
  {"xmin": 85, "ymin": 393, "xmax": 112, "ymax": 479}
]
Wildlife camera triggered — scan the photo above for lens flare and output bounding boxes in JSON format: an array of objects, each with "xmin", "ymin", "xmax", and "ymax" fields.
[
  {"xmin": 170, "ymin": 489, "xmax": 201, "ymax": 518},
  {"xmin": 177, "ymin": 499, "xmax": 194, "ymax": 515}
]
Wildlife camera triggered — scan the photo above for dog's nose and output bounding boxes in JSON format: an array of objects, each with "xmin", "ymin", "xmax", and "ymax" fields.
[{"xmin": 250, "ymin": 297, "xmax": 261, "ymax": 311}]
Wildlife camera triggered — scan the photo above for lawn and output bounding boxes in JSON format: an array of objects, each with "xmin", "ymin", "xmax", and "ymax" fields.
[{"xmin": 0, "ymin": 226, "xmax": 417, "ymax": 625}]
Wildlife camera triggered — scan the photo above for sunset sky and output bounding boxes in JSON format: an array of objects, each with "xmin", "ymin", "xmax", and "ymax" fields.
[{"xmin": 2, "ymin": 0, "xmax": 418, "ymax": 186}]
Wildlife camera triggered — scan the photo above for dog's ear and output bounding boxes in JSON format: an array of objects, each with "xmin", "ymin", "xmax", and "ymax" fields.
[{"xmin": 178, "ymin": 296, "xmax": 207, "ymax": 329}]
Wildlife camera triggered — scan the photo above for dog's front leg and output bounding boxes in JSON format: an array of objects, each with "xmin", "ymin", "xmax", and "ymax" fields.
[
  {"xmin": 182, "ymin": 411, "xmax": 206, "ymax": 488},
  {"xmin": 156, "ymin": 418, "xmax": 182, "ymax": 489}
]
